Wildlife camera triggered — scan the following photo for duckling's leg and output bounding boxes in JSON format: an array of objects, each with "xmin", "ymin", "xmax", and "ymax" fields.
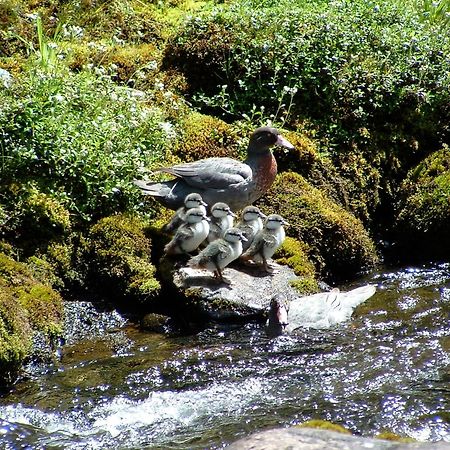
[
  {"xmin": 213, "ymin": 268, "xmax": 232, "ymax": 285},
  {"xmin": 262, "ymin": 256, "xmax": 277, "ymax": 274}
]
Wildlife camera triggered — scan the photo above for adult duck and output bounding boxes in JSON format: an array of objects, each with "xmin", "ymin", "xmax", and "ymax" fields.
[
  {"xmin": 267, "ymin": 285, "xmax": 377, "ymax": 334},
  {"xmin": 134, "ymin": 127, "xmax": 294, "ymax": 211}
]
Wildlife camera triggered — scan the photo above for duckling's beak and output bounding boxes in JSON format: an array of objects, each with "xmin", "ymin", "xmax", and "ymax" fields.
[
  {"xmin": 276, "ymin": 134, "xmax": 295, "ymax": 151},
  {"xmin": 229, "ymin": 210, "xmax": 238, "ymax": 218},
  {"xmin": 204, "ymin": 216, "xmax": 211, "ymax": 222},
  {"xmin": 259, "ymin": 212, "xmax": 267, "ymax": 219},
  {"xmin": 282, "ymin": 219, "xmax": 290, "ymax": 226},
  {"xmin": 240, "ymin": 234, "xmax": 248, "ymax": 242},
  {"xmin": 201, "ymin": 200, "xmax": 208, "ymax": 207}
]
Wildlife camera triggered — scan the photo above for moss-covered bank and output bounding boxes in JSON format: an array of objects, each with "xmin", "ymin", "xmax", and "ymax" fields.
[
  {"xmin": 257, "ymin": 172, "xmax": 379, "ymax": 281},
  {"xmin": 0, "ymin": 252, "xmax": 63, "ymax": 384}
]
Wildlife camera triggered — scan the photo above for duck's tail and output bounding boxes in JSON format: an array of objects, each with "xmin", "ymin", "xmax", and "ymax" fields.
[
  {"xmin": 339, "ymin": 284, "xmax": 377, "ymax": 308},
  {"xmin": 133, "ymin": 179, "xmax": 170, "ymax": 197}
]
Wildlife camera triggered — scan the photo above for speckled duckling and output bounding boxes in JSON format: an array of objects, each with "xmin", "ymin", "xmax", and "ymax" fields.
[
  {"xmin": 207, "ymin": 202, "xmax": 237, "ymax": 243},
  {"xmin": 240, "ymin": 214, "xmax": 289, "ymax": 273},
  {"xmin": 187, "ymin": 227, "xmax": 247, "ymax": 284},
  {"xmin": 164, "ymin": 193, "xmax": 207, "ymax": 234},
  {"xmin": 164, "ymin": 208, "xmax": 210, "ymax": 256},
  {"xmin": 236, "ymin": 205, "xmax": 267, "ymax": 252}
]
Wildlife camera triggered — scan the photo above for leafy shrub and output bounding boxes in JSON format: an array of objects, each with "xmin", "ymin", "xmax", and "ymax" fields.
[
  {"xmin": 0, "ymin": 68, "xmax": 172, "ymax": 225},
  {"xmin": 165, "ymin": 0, "xmax": 450, "ymax": 219}
]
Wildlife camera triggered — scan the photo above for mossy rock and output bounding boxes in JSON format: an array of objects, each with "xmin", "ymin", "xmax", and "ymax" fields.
[
  {"xmin": 1, "ymin": 183, "xmax": 72, "ymax": 255},
  {"xmin": 174, "ymin": 112, "xmax": 240, "ymax": 162},
  {"xmin": 375, "ymin": 431, "xmax": 416, "ymax": 443},
  {"xmin": 273, "ymin": 237, "xmax": 318, "ymax": 294},
  {"xmin": 295, "ymin": 419, "xmax": 351, "ymax": 435},
  {"xmin": 395, "ymin": 147, "xmax": 450, "ymax": 258},
  {"xmin": 87, "ymin": 214, "xmax": 160, "ymax": 306},
  {"xmin": 257, "ymin": 172, "xmax": 379, "ymax": 281},
  {"xmin": 0, "ymin": 252, "xmax": 64, "ymax": 384}
]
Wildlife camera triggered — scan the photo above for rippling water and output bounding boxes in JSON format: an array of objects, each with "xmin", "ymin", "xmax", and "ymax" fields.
[{"xmin": 0, "ymin": 264, "xmax": 449, "ymax": 449}]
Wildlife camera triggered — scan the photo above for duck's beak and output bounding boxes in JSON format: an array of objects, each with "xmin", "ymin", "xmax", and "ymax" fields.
[
  {"xmin": 240, "ymin": 234, "xmax": 248, "ymax": 242},
  {"xmin": 201, "ymin": 200, "xmax": 208, "ymax": 207},
  {"xmin": 259, "ymin": 211, "xmax": 267, "ymax": 219},
  {"xmin": 229, "ymin": 210, "xmax": 238, "ymax": 218},
  {"xmin": 283, "ymin": 220, "xmax": 290, "ymax": 226},
  {"xmin": 204, "ymin": 216, "xmax": 211, "ymax": 222},
  {"xmin": 276, "ymin": 134, "xmax": 295, "ymax": 151}
]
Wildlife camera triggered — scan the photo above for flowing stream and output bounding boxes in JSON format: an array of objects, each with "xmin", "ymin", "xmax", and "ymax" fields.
[{"xmin": 0, "ymin": 263, "xmax": 449, "ymax": 449}]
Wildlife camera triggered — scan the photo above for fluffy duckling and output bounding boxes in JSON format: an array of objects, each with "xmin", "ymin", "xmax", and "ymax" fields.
[
  {"xmin": 187, "ymin": 227, "xmax": 247, "ymax": 284},
  {"xmin": 164, "ymin": 193, "xmax": 207, "ymax": 234},
  {"xmin": 240, "ymin": 214, "xmax": 288, "ymax": 273},
  {"xmin": 236, "ymin": 205, "xmax": 267, "ymax": 252},
  {"xmin": 164, "ymin": 207, "xmax": 210, "ymax": 255},
  {"xmin": 207, "ymin": 202, "xmax": 237, "ymax": 243}
]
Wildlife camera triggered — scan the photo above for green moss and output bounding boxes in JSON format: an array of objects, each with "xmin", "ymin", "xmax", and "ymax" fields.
[
  {"xmin": 295, "ymin": 419, "xmax": 352, "ymax": 434},
  {"xmin": 395, "ymin": 147, "xmax": 450, "ymax": 256},
  {"xmin": 174, "ymin": 112, "xmax": 240, "ymax": 162},
  {"xmin": 0, "ymin": 284, "xmax": 32, "ymax": 382},
  {"xmin": 257, "ymin": 172, "xmax": 379, "ymax": 281},
  {"xmin": 375, "ymin": 431, "xmax": 416, "ymax": 442},
  {"xmin": 87, "ymin": 214, "xmax": 160, "ymax": 304},
  {"xmin": 0, "ymin": 252, "xmax": 64, "ymax": 383},
  {"xmin": 273, "ymin": 237, "xmax": 318, "ymax": 294}
]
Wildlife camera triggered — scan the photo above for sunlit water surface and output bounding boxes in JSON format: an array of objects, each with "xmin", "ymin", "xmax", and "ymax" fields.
[{"xmin": 0, "ymin": 264, "xmax": 449, "ymax": 449}]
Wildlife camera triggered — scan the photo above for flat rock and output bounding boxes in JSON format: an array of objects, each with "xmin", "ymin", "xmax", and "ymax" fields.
[
  {"xmin": 171, "ymin": 261, "xmax": 300, "ymax": 322},
  {"xmin": 227, "ymin": 428, "xmax": 450, "ymax": 450}
]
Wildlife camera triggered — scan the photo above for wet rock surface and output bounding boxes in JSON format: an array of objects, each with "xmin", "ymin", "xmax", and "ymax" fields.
[
  {"xmin": 171, "ymin": 261, "xmax": 300, "ymax": 322},
  {"xmin": 227, "ymin": 428, "xmax": 450, "ymax": 450}
]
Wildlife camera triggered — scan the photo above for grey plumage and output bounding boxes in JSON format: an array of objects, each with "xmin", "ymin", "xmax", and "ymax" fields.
[
  {"xmin": 164, "ymin": 193, "xmax": 207, "ymax": 234},
  {"xmin": 241, "ymin": 214, "xmax": 288, "ymax": 272},
  {"xmin": 187, "ymin": 227, "xmax": 247, "ymax": 283},
  {"xmin": 134, "ymin": 127, "xmax": 294, "ymax": 211}
]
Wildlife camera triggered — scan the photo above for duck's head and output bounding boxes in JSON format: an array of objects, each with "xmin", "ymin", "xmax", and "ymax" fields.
[
  {"xmin": 269, "ymin": 294, "xmax": 289, "ymax": 329},
  {"xmin": 223, "ymin": 227, "xmax": 248, "ymax": 243},
  {"xmin": 241, "ymin": 205, "xmax": 267, "ymax": 223},
  {"xmin": 248, "ymin": 127, "xmax": 295, "ymax": 154},
  {"xmin": 267, "ymin": 294, "xmax": 289, "ymax": 334},
  {"xmin": 184, "ymin": 193, "xmax": 207, "ymax": 209},
  {"xmin": 185, "ymin": 207, "xmax": 210, "ymax": 224},
  {"xmin": 265, "ymin": 214, "xmax": 290, "ymax": 230},
  {"xmin": 211, "ymin": 202, "xmax": 237, "ymax": 219}
]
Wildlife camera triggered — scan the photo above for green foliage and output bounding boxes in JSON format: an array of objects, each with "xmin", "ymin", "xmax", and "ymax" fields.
[
  {"xmin": 174, "ymin": 111, "xmax": 240, "ymax": 161},
  {"xmin": 165, "ymin": 0, "xmax": 450, "ymax": 217},
  {"xmin": 0, "ymin": 68, "xmax": 171, "ymax": 225},
  {"xmin": 86, "ymin": 214, "xmax": 161, "ymax": 304},
  {"xmin": 394, "ymin": 146, "xmax": 450, "ymax": 256},
  {"xmin": 257, "ymin": 172, "xmax": 379, "ymax": 281},
  {"xmin": 273, "ymin": 237, "xmax": 318, "ymax": 294}
]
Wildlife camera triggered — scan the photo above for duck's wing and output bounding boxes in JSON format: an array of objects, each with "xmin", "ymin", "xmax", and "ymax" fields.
[{"xmin": 158, "ymin": 158, "xmax": 253, "ymax": 189}]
